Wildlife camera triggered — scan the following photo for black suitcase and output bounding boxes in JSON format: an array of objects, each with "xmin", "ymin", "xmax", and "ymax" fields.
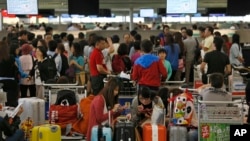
[{"xmin": 114, "ymin": 120, "xmax": 135, "ymax": 141}]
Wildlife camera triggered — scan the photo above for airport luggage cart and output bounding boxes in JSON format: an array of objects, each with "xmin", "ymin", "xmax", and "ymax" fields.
[
  {"xmin": 198, "ymin": 100, "xmax": 244, "ymax": 141},
  {"xmin": 42, "ymin": 83, "xmax": 86, "ymax": 140},
  {"xmin": 229, "ymin": 67, "xmax": 249, "ymax": 98},
  {"xmin": 42, "ymin": 82, "xmax": 86, "ymax": 104}
]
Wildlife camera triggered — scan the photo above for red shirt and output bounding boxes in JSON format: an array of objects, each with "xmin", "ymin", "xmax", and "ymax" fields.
[{"xmin": 89, "ymin": 48, "xmax": 107, "ymax": 76}]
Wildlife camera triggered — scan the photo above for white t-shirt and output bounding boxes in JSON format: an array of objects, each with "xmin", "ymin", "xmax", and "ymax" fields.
[
  {"xmin": 35, "ymin": 64, "xmax": 42, "ymax": 85},
  {"xmin": 102, "ymin": 48, "xmax": 112, "ymax": 72}
]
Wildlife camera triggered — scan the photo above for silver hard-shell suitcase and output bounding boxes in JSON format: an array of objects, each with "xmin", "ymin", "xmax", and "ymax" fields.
[
  {"xmin": 18, "ymin": 97, "xmax": 45, "ymax": 126},
  {"xmin": 169, "ymin": 126, "xmax": 188, "ymax": 141}
]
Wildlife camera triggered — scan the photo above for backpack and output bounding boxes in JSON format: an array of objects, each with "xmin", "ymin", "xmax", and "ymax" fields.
[
  {"xmin": 194, "ymin": 38, "xmax": 201, "ymax": 65},
  {"xmin": 72, "ymin": 95, "xmax": 95, "ymax": 135},
  {"xmin": 47, "ymin": 55, "xmax": 58, "ymax": 81},
  {"xmin": 112, "ymin": 55, "xmax": 132, "ymax": 74},
  {"xmin": 60, "ymin": 54, "xmax": 69, "ymax": 76},
  {"xmin": 55, "ymin": 90, "xmax": 77, "ymax": 105},
  {"xmin": 169, "ymin": 90, "xmax": 194, "ymax": 125},
  {"xmin": 122, "ymin": 56, "xmax": 132, "ymax": 72}
]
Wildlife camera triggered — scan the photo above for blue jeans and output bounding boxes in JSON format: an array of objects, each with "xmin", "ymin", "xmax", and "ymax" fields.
[
  {"xmin": 188, "ymin": 129, "xmax": 198, "ymax": 141},
  {"xmin": 5, "ymin": 129, "xmax": 24, "ymax": 141}
]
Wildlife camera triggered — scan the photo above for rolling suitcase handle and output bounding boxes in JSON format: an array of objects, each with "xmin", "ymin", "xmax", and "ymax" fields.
[
  {"xmin": 98, "ymin": 107, "xmax": 112, "ymax": 141},
  {"xmin": 107, "ymin": 106, "xmax": 112, "ymax": 127},
  {"xmin": 169, "ymin": 92, "xmax": 173, "ymax": 122}
]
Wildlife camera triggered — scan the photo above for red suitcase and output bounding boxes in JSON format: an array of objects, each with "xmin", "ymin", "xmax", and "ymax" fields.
[{"xmin": 142, "ymin": 123, "xmax": 167, "ymax": 141}]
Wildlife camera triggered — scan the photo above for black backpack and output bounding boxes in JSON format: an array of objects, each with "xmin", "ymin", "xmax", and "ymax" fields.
[
  {"xmin": 122, "ymin": 56, "xmax": 132, "ymax": 72},
  {"xmin": 47, "ymin": 55, "xmax": 58, "ymax": 81},
  {"xmin": 60, "ymin": 54, "xmax": 69, "ymax": 76},
  {"xmin": 194, "ymin": 38, "xmax": 201, "ymax": 65},
  {"xmin": 55, "ymin": 90, "xmax": 77, "ymax": 105}
]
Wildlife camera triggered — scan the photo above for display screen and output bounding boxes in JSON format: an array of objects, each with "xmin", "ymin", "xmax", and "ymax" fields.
[
  {"xmin": 7, "ymin": 0, "xmax": 38, "ymax": 15},
  {"xmin": 167, "ymin": 0, "xmax": 197, "ymax": 14},
  {"xmin": 227, "ymin": 0, "xmax": 250, "ymax": 16},
  {"xmin": 68, "ymin": 0, "xmax": 99, "ymax": 16},
  {"xmin": 140, "ymin": 9, "xmax": 154, "ymax": 17}
]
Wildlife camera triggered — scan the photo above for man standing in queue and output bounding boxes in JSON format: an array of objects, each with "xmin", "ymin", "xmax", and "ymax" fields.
[{"xmin": 89, "ymin": 36, "xmax": 111, "ymax": 95}]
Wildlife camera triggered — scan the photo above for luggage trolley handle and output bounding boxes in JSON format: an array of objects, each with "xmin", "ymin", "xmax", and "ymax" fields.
[
  {"xmin": 178, "ymin": 86, "xmax": 198, "ymax": 93},
  {"xmin": 42, "ymin": 81, "xmax": 79, "ymax": 86},
  {"xmin": 46, "ymin": 85, "xmax": 86, "ymax": 105},
  {"xmin": 163, "ymin": 78, "xmax": 186, "ymax": 84}
]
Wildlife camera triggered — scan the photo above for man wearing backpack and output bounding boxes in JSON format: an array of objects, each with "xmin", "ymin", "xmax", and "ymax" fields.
[{"xmin": 47, "ymin": 40, "xmax": 62, "ymax": 76}]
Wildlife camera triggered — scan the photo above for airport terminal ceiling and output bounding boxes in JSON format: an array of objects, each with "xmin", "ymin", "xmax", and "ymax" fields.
[{"xmin": 0, "ymin": 0, "xmax": 227, "ymax": 13}]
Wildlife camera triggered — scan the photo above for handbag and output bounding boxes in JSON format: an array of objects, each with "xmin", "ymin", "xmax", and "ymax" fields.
[
  {"xmin": 66, "ymin": 66, "xmax": 75, "ymax": 78},
  {"xmin": 151, "ymin": 104, "xmax": 165, "ymax": 125},
  {"xmin": 49, "ymin": 99, "xmax": 78, "ymax": 132}
]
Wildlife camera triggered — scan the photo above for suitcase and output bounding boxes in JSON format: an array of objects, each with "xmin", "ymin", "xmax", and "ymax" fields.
[
  {"xmin": 91, "ymin": 109, "xmax": 112, "ymax": 141},
  {"xmin": 168, "ymin": 93, "xmax": 188, "ymax": 141},
  {"xmin": 91, "ymin": 125, "xmax": 112, "ymax": 141},
  {"xmin": 169, "ymin": 126, "xmax": 187, "ymax": 141},
  {"xmin": 30, "ymin": 124, "xmax": 61, "ymax": 141},
  {"xmin": 18, "ymin": 97, "xmax": 45, "ymax": 126},
  {"xmin": 114, "ymin": 119, "xmax": 135, "ymax": 141},
  {"xmin": 142, "ymin": 123, "xmax": 167, "ymax": 141}
]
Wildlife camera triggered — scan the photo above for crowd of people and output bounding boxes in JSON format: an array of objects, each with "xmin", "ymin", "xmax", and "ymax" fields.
[{"xmin": 0, "ymin": 22, "xmax": 248, "ymax": 141}]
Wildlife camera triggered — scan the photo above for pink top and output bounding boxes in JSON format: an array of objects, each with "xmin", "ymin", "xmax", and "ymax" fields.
[
  {"xmin": 19, "ymin": 54, "xmax": 34, "ymax": 85},
  {"xmin": 131, "ymin": 51, "xmax": 141, "ymax": 65}
]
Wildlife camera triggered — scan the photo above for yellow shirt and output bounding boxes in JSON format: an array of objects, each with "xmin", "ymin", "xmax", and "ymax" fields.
[{"xmin": 204, "ymin": 35, "xmax": 214, "ymax": 52}]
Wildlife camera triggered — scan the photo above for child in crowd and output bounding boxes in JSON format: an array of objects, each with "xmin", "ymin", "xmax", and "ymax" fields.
[{"xmin": 158, "ymin": 48, "xmax": 172, "ymax": 81}]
